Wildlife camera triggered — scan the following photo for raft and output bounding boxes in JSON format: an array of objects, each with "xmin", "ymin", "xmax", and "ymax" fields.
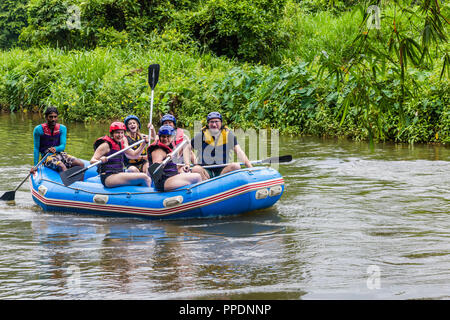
[{"xmin": 30, "ymin": 160, "xmax": 285, "ymax": 220}]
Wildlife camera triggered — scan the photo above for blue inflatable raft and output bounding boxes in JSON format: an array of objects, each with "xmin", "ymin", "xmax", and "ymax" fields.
[{"xmin": 30, "ymin": 160, "xmax": 285, "ymax": 220}]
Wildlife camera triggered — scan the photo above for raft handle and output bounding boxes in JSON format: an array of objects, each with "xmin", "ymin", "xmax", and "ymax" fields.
[{"xmin": 163, "ymin": 195, "xmax": 184, "ymax": 208}]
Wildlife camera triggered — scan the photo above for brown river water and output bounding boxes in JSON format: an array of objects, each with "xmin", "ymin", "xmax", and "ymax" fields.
[{"xmin": 0, "ymin": 112, "xmax": 448, "ymax": 299}]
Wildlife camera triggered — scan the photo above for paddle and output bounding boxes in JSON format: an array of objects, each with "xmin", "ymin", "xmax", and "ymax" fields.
[
  {"xmin": 147, "ymin": 63, "xmax": 160, "ymax": 136},
  {"xmin": 1, "ymin": 152, "xmax": 51, "ymax": 201},
  {"xmin": 60, "ymin": 138, "xmax": 146, "ymax": 187},
  {"xmin": 148, "ymin": 139, "xmax": 189, "ymax": 182},
  {"xmin": 197, "ymin": 155, "xmax": 293, "ymax": 170}
]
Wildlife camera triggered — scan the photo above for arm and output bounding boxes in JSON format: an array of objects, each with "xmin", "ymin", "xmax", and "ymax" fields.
[
  {"xmin": 147, "ymin": 123, "xmax": 157, "ymax": 141},
  {"xmin": 90, "ymin": 142, "xmax": 110, "ymax": 164},
  {"xmin": 234, "ymin": 144, "xmax": 253, "ymax": 168},
  {"xmin": 124, "ymin": 137, "xmax": 148, "ymax": 159},
  {"xmin": 55, "ymin": 125, "xmax": 67, "ymax": 152},
  {"xmin": 151, "ymin": 148, "xmax": 167, "ymax": 163},
  {"xmin": 33, "ymin": 125, "xmax": 43, "ymax": 166}
]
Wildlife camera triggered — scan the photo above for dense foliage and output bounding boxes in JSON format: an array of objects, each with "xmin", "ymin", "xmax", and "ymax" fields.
[{"xmin": 0, "ymin": 0, "xmax": 448, "ymax": 143}]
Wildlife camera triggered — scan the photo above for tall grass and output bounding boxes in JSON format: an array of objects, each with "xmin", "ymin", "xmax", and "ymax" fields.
[
  {"xmin": 0, "ymin": 45, "xmax": 237, "ymax": 123},
  {"xmin": 275, "ymin": 1, "xmax": 361, "ymax": 64}
]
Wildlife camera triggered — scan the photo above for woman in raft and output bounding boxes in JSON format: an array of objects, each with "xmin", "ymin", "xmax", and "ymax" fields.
[
  {"xmin": 148, "ymin": 125, "xmax": 201, "ymax": 191},
  {"xmin": 91, "ymin": 122, "xmax": 152, "ymax": 188},
  {"xmin": 123, "ymin": 115, "xmax": 156, "ymax": 174}
]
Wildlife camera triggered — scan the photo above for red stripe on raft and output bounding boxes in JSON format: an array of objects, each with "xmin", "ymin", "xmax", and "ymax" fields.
[{"xmin": 31, "ymin": 178, "xmax": 284, "ymax": 217}]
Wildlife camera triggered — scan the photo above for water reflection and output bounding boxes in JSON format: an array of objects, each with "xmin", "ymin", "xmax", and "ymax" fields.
[
  {"xmin": 27, "ymin": 210, "xmax": 302, "ymax": 299},
  {"xmin": 1, "ymin": 112, "xmax": 449, "ymax": 299}
]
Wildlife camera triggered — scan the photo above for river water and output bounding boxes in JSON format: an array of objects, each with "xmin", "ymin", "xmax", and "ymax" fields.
[{"xmin": 0, "ymin": 112, "xmax": 448, "ymax": 300}]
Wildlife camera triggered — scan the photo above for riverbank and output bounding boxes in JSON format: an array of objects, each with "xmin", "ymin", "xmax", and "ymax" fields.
[
  {"xmin": 1, "ymin": 45, "xmax": 448, "ymax": 144},
  {"xmin": 0, "ymin": 1, "xmax": 448, "ymax": 143}
]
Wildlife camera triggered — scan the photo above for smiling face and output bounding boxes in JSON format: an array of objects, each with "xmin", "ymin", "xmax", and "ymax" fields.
[
  {"xmin": 207, "ymin": 118, "xmax": 222, "ymax": 135},
  {"xmin": 159, "ymin": 134, "xmax": 174, "ymax": 146},
  {"xmin": 162, "ymin": 120, "xmax": 175, "ymax": 128},
  {"xmin": 126, "ymin": 119, "xmax": 139, "ymax": 133},
  {"xmin": 46, "ymin": 112, "xmax": 58, "ymax": 128},
  {"xmin": 111, "ymin": 129, "xmax": 125, "ymax": 142}
]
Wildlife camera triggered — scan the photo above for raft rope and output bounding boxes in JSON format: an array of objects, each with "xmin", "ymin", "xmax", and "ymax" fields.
[{"xmin": 38, "ymin": 167, "xmax": 266, "ymax": 196}]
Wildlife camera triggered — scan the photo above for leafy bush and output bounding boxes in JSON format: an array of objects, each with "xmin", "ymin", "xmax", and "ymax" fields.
[
  {"xmin": 0, "ymin": 0, "xmax": 28, "ymax": 48},
  {"xmin": 178, "ymin": 0, "xmax": 288, "ymax": 64}
]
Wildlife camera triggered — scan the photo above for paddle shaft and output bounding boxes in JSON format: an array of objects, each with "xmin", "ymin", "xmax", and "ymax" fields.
[
  {"xmin": 152, "ymin": 139, "xmax": 189, "ymax": 176},
  {"xmin": 149, "ymin": 89, "xmax": 154, "ymax": 136},
  {"xmin": 14, "ymin": 153, "xmax": 50, "ymax": 192},
  {"xmin": 197, "ymin": 155, "xmax": 292, "ymax": 169},
  {"xmin": 67, "ymin": 138, "xmax": 145, "ymax": 179}
]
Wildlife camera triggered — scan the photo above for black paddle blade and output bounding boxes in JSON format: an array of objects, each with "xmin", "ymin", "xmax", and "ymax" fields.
[
  {"xmin": 261, "ymin": 155, "xmax": 293, "ymax": 164},
  {"xmin": 60, "ymin": 166, "xmax": 86, "ymax": 187},
  {"xmin": 148, "ymin": 64, "xmax": 160, "ymax": 90},
  {"xmin": 148, "ymin": 162, "xmax": 163, "ymax": 183},
  {"xmin": 0, "ymin": 191, "xmax": 16, "ymax": 201}
]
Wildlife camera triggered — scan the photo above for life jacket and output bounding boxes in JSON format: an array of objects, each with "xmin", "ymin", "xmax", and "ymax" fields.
[
  {"xmin": 147, "ymin": 141, "xmax": 178, "ymax": 176},
  {"xmin": 125, "ymin": 133, "xmax": 147, "ymax": 165},
  {"xmin": 174, "ymin": 128, "xmax": 184, "ymax": 146},
  {"xmin": 39, "ymin": 123, "xmax": 61, "ymax": 153},
  {"xmin": 196, "ymin": 126, "xmax": 232, "ymax": 165},
  {"xmin": 202, "ymin": 125, "xmax": 230, "ymax": 147},
  {"xmin": 93, "ymin": 135, "xmax": 124, "ymax": 174}
]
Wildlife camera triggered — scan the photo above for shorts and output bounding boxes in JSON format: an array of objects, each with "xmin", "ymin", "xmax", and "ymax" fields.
[
  {"xmin": 153, "ymin": 172, "xmax": 178, "ymax": 192},
  {"xmin": 100, "ymin": 172, "xmax": 116, "ymax": 187},
  {"xmin": 205, "ymin": 167, "xmax": 223, "ymax": 179},
  {"xmin": 153, "ymin": 175, "xmax": 168, "ymax": 192},
  {"xmin": 44, "ymin": 152, "xmax": 77, "ymax": 171},
  {"xmin": 126, "ymin": 160, "xmax": 147, "ymax": 173}
]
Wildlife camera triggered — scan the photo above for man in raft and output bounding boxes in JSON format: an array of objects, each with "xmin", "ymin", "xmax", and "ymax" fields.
[
  {"xmin": 148, "ymin": 125, "xmax": 201, "ymax": 191},
  {"xmin": 31, "ymin": 106, "xmax": 84, "ymax": 174},
  {"xmin": 91, "ymin": 122, "xmax": 151, "ymax": 188},
  {"xmin": 191, "ymin": 111, "xmax": 252, "ymax": 180}
]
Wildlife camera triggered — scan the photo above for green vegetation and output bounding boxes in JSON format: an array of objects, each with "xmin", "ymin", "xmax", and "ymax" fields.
[{"xmin": 0, "ymin": 0, "xmax": 448, "ymax": 143}]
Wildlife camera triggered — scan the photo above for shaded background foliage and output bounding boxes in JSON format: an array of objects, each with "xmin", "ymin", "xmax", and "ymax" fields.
[{"xmin": 0, "ymin": 0, "xmax": 448, "ymax": 143}]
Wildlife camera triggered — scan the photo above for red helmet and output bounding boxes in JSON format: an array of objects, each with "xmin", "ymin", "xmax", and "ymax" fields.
[{"xmin": 109, "ymin": 121, "xmax": 126, "ymax": 134}]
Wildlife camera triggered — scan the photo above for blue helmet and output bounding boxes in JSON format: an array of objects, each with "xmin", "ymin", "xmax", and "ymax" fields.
[
  {"xmin": 124, "ymin": 115, "xmax": 141, "ymax": 129},
  {"xmin": 206, "ymin": 111, "xmax": 222, "ymax": 122},
  {"xmin": 160, "ymin": 114, "xmax": 177, "ymax": 126},
  {"xmin": 158, "ymin": 124, "xmax": 175, "ymax": 136}
]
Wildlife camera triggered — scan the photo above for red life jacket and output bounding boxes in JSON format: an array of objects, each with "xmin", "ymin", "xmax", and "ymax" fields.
[
  {"xmin": 39, "ymin": 123, "xmax": 61, "ymax": 153},
  {"xmin": 93, "ymin": 136, "xmax": 124, "ymax": 174},
  {"xmin": 174, "ymin": 128, "xmax": 184, "ymax": 146},
  {"xmin": 147, "ymin": 141, "xmax": 177, "ymax": 175},
  {"xmin": 93, "ymin": 135, "xmax": 123, "ymax": 152}
]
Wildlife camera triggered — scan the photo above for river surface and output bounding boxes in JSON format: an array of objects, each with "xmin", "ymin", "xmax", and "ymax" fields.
[{"xmin": 0, "ymin": 112, "xmax": 449, "ymax": 300}]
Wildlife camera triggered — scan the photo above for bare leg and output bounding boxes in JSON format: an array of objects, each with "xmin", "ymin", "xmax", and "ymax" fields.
[
  {"xmin": 164, "ymin": 173, "xmax": 202, "ymax": 191},
  {"xmin": 126, "ymin": 166, "xmax": 140, "ymax": 173},
  {"xmin": 71, "ymin": 158, "xmax": 85, "ymax": 168},
  {"xmin": 142, "ymin": 162, "xmax": 149, "ymax": 174},
  {"xmin": 104, "ymin": 172, "xmax": 152, "ymax": 188},
  {"xmin": 220, "ymin": 162, "xmax": 241, "ymax": 175},
  {"xmin": 191, "ymin": 165, "xmax": 210, "ymax": 181}
]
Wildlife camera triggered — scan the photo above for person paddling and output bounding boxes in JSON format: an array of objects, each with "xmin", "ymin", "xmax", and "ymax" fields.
[
  {"xmin": 191, "ymin": 112, "xmax": 252, "ymax": 180},
  {"xmin": 31, "ymin": 106, "xmax": 84, "ymax": 174},
  {"xmin": 123, "ymin": 115, "xmax": 155, "ymax": 174},
  {"xmin": 153, "ymin": 114, "xmax": 196, "ymax": 172},
  {"xmin": 91, "ymin": 122, "xmax": 151, "ymax": 188},
  {"xmin": 148, "ymin": 125, "xmax": 201, "ymax": 191}
]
